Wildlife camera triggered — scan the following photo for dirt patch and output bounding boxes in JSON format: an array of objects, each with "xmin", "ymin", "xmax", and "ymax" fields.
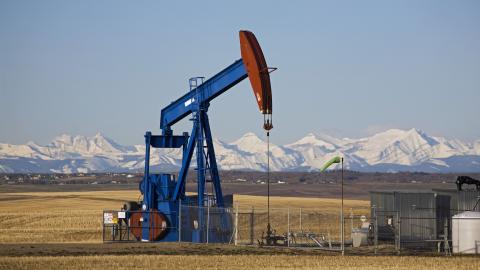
[{"xmin": 0, "ymin": 243, "xmax": 461, "ymax": 257}]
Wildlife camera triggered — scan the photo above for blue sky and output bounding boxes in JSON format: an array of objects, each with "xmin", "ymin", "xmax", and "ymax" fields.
[{"xmin": 1, "ymin": 0, "xmax": 479, "ymax": 145}]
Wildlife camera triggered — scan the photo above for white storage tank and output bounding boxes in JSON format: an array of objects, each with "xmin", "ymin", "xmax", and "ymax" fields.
[{"xmin": 452, "ymin": 211, "xmax": 480, "ymax": 254}]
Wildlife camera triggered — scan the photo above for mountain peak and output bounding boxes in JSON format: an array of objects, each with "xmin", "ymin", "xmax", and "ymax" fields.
[
  {"xmin": 287, "ymin": 133, "xmax": 338, "ymax": 153},
  {"xmin": 241, "ymin": 132, "xmax": 261, "ymax": 138},
  {"xmin": 94, "ymin": 132, "xmax": 105, "ymax": 138},
  {"xmin": 53, "ymin": 133, "xmax": 73, "ymax": 141},
  {"xmin": 374, "ymin": 128, "xmax": 426, "ymax": 139},
  {"xmin": 406, "ymin": 128, "xmax": 424, "ymax": 135},
  {"xmin": 233, "ymin": 132, "xmax": 264, "ymax": 143},
  {"xmin": 375, "ymin": 128, "xmax": 408, "ymax": 136},
  {"xmin": 231, "ymin": 132, "xmax": 270, "ymax": 153},
  {"xmin": 290, "ymin": 133, "xmax": 320, "ymax": 144},
  {"xmin": 91, "ymin": 132, "xmax": 115, "ymax": 144},
  {"xmin": 403, "ymin": 128, "xmax": 439, "ymax": 146}
]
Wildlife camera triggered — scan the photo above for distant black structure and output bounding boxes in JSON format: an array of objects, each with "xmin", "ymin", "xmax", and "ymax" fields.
[
  {"xmin": 456, "ymin": 176, "xmax": 480, "ymax": 191},
  {"xmin": 370, "ymin": 186, "xmax": 480, "ymax": 248}
]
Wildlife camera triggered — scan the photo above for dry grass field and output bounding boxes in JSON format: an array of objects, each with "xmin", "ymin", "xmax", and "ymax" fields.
[
  {"xmin": 0, "ymin": 190, "xmax": 138, "ymax": 243},
  {"xmin": 0, "ymin": 255, "xmax": 478, "ymax": 270},
  {"xmin": 0, "ymin": 190, "xmax": 369, "ymax": 243},
  {"xmin": 0, "ymin": 189, "xmax": 478, "ymax": 270}
]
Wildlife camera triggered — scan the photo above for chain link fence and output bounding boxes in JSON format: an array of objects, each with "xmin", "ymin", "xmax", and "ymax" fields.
[
  {"xmin": 103, "ymin": 205, "xmax": 469, "ymax": 255},
  {"xmin": 370, "ymin": 207, "xmax": 474, "ymax": 255},
  {"xmin": 235, "ymin": 207, "xmax": 364, "ymax": 248},
  {"xmin": 102, "ymin": 205, "xmax": 364, "ymax": 248}
]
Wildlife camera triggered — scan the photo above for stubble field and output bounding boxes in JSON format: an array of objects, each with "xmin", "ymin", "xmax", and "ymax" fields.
[{"xmin": 0, "ymin": 188, "xmax": 478, "ymax": 269}]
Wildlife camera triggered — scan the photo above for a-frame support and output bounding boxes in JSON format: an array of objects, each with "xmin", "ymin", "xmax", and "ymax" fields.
[{"xmin": 171, "ymin": 104, "xmax": 224, "ymax": 208}]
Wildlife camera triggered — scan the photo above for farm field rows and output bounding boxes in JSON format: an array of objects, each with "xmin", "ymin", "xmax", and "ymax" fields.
[
  {"xmin": 0, "ymin": 190, "xmax": 369, "ymax": 243},
  {"xmin": 0, "ymin": 189, "xmax": 478, "ymax": 270}
]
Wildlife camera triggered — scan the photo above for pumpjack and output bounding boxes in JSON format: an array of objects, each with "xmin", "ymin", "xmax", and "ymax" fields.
[{"xmin": 115, "ymin": 30, "xmax": 274, "ymax": 243}]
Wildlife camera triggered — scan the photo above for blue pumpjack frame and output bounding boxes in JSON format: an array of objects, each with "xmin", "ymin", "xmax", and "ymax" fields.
[{"xmin": 139, "ymin": 59, "xmax": 247, "ymax": 242}]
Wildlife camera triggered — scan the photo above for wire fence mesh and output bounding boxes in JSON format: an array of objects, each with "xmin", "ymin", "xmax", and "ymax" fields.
[
  {"xmin": 232, "ymin": 206, "xmax": 368, "ymax": 249},
  {"xmin": 102, "ymin": 204, "xmax": 472, "ymax": 255}
]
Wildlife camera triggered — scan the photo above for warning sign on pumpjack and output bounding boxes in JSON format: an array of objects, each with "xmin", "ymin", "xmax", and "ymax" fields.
[{"xmin": 104, "ymin": 212, "xmax": 115, "ymax": 224}]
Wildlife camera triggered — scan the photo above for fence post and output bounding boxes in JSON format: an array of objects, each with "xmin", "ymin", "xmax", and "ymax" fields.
[
  {"xmin": 250, "ymin": 206, "xmax": 254, "ymax": 245},
  {"xmin": 443, "ymin": 218, "xmax": 450, "ymax": 256},
  {"xmin": 287, "ymin": 207, "xmax": 290, "ymax": 247},
  {"xmin": 318, "ymin": 211, "xmax": 321, "ymax": 236},
  {"xmin": 102, "ymin": 211, "xmax": 105, "ymax": 242},
  {"xmin": 328, "ymin": 231, "xmax": 332, "ymax": 249},
  {"xmin": 178, "ymin": 200, "xmax": 181, "ymax": 242},
  {"xmin": 394, "ymin": 210, "xmax": 397, "ymax": 252},
  {"xmin": 234, "ymin": 203, "xmax": 239, "ymax": 246},
  {"xmin": 341, "ymin": 208, "xmax": 344, "ymax": 255},
  {"xmin": 395, "ymin": 210, "xmax": 400, "ymax": 254},
  {"xmin": 350, "ymin": 208, "xmax": 354, "ymax": 236},
  {"xmin": 373, "ymin": 205, "xmax": 378, "ymax": 255},
  {"xmin": 300, "ymin": 208, "xmax": 302, "ymax": 232},
  {"xmin": 206, "ymin": 203, "xmax": 210, "ymax": 244}
]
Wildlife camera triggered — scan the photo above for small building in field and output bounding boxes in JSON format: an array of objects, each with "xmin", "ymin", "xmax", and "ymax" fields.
[{"xmin": 370, "ymin": 189, "xmax": 480, "ymax": 248}]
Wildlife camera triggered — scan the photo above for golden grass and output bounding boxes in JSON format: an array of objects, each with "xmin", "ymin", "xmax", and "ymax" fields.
[
  {"xmin": 0, "ymin": 191, "xmax": 138, "ymax": 243},
  {"xmin": 236, "ymin": 194, "xmax": 369, "ymax": 211},
  {"xmin": 0, "ymin": 191, "xmax": 477, "ymax": 270},
  {"xmin": 0, "ymin": 255, "xmax": 478, "ymax": 270},
  {"xmin": 0, "ymin": 190, "xmax": 369, "ymax": 243}
]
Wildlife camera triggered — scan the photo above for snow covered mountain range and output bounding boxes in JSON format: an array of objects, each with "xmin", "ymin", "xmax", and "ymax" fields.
[{"xmin": 1, "ymin": 129, "xmax": 479, "ymax": 173}]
